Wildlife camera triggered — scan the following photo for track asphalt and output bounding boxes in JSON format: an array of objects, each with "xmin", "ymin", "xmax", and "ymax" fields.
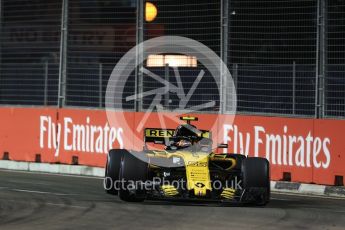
[{"xmin": 0, "ymin": 169, "xmax": 344, "ymax": 230}]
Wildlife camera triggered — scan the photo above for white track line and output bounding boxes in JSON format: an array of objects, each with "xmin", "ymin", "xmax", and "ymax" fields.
[
  {"xmin": 0, "ymin": 168, "xmax": 103, "ymax": 180},
  {"xmin": 11, "ymin": 188, "xmax": 78, "ymax": 196},
  {"xmin": 270, "ymin": 197, "xmax": 290, "ymax": 201},
  {"xmin": 46, "ymin": 202, "xmax": 88, "ymax": 209},
  {"xmin": 272, "ymin": 191, "xmax": 345, "ymax": 201}
]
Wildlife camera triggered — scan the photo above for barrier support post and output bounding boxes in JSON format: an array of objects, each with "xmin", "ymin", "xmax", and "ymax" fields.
[
  {"xmin": 135, "ymin": 0, "xmax": 144, "ymax": 112},
  {"xmin": 99, "ymin": 63, "xmax": 103, "ymax": 108},
  {"xmin": 292, "ymin": 61, "xmax": 296, "ymax": 115},
  {"xmin": 220, "ymin": 0, "xmax": 229, "ymax": 113},
  {"xmin": 44, "ymin": 60, "xmax": 48, "ymax": 106},
  {"xmin": 58, "ymin": 0, "xmax": 68, "ymax": 108},
  {"xmin": 316, "ymin": 0, "xmax": 327, "ymax": 118}
]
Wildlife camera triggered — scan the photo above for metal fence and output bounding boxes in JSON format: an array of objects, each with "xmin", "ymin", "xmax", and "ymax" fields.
[
  {"xmin": 228, "ymin": 0, "xmax": 317, "ymax": 116},
  {"xmin": 0, "ymin": 0, "xmax": 344, "ymax": 118},
  {"xmin": 0, "ymin": 0, "xmax": 62, "ymax": 106},
  {"xmin": 326, "ymin": 0, "xmax": 345, "ymax": 117}
]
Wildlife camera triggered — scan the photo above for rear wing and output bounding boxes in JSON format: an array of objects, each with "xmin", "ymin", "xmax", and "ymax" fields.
[{"xmin": 144, "ymin": 128, "xmax": 211, "ymax": 143}]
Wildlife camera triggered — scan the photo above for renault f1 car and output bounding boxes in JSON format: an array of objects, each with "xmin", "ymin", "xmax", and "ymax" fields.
[{"xmin": 104, "ymin": 116, "xmax": 270, "ymax": 205}]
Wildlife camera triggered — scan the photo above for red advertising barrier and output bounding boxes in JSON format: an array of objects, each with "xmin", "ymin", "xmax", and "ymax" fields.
[{"xmin": 0, "ymin": 107, "xmax": 344, "ymax": 185}]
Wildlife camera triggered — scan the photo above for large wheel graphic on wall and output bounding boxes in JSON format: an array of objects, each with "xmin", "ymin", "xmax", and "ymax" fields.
[{"xmin": 105, "ymin": 36, "xmax": 237, "ymax": 166}]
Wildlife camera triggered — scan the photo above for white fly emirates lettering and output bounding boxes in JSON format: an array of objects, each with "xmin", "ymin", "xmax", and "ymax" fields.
[
  {"xmin": 39, "ymin": 116, "xmax": 124, "ymax": 157},
  {"xmin": 223, "ymin": 124, "xmax": 331, "ymax": 169}
]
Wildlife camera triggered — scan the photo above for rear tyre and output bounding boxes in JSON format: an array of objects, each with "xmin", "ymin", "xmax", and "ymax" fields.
[
  {"xmin": 104, "ymin": 149, "xmax": 126, "ymax": 195},
  {"xmin": 242, "ymin": 157, "xmax": 270, "ymax": 205},
  {"xmin": 119, "ymin": 151, "xmax": 148, "ymax": 202}
]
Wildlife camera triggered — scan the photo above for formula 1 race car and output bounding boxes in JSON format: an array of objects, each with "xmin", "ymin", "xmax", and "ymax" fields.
[{"xmin": 104, "ymin": 116, "xmax": 270, "ymax": 205}]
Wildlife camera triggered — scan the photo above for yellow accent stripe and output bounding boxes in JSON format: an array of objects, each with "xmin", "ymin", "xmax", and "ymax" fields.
[
  {"xmin": 161, "ymin": 185, "xmax": 179, "ymax": 196},
  {"xmin": 222, "ymin": 191, "xmax": 235, "ymax": 194},
  {"xmin": 221, "ymin": 188, "xmax": 236, "ymax": 199},
  {"xmin": 181, "ymin": 116, "xmax": 197, "ymax": 120}
]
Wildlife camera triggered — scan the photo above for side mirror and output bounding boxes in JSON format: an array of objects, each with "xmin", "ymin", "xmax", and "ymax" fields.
[{"xmin": 217, "ymin": 143, "xmax": 228, "ymax": 148}]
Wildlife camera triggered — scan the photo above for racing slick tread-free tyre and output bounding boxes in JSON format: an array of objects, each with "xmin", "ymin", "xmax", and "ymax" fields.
[
  {"xmin": 242, "ymin": 157, "xmax": 270, "ymax": 205},
  {"xmin": 226, "ymin": 153, "xmax": 246, "ymax": 170},
  {"xmin": 119, "ymin": 151, "xmax": 148, "ymax": 202},
  {"xmin": 105, "ymin": 149, "xmax": 126, "ymax": 195}
]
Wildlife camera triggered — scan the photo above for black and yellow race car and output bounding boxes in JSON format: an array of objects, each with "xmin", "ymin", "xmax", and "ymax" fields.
[{"xmin": 104, "ymin": 116, "xmax": 270, "ymax": 205}]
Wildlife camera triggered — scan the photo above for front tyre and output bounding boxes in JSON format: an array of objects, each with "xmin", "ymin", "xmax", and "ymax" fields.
[
  {"xmin": 104, "ymin": 149, "xmax": 126, "ymax": 195},
  {"xmin": 119, "ymin": 151, "xmax": 148, "ymax": 202},
  {"xmin": 242, "ymin": 157, "xmax": 270, "ymax": 205}
]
